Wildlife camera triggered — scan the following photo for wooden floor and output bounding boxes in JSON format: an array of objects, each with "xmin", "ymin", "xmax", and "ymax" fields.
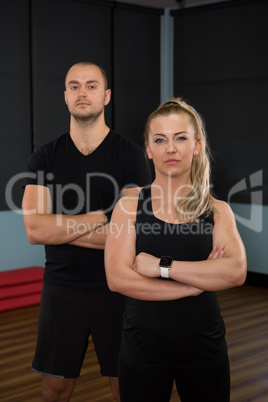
[{"xmin": 1, "ymin": 284, "xmax": 268, "ymax": 401}]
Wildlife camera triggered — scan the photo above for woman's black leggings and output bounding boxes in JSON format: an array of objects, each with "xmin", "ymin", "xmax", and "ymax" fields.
[{"xmin": 118, "ymin": 356, "xmax": 230, "ymax": 402}]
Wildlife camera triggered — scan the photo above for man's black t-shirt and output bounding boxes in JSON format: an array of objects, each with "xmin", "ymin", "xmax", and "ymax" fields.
[{"xmin": 24, "ymin": 130, "xmax": 151, "ymax": 288}]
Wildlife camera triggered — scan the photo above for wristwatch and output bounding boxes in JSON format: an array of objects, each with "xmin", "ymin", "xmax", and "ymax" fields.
[{"xmin": 159, "ymin": 256, "xmax": 173, "ymax": 278}]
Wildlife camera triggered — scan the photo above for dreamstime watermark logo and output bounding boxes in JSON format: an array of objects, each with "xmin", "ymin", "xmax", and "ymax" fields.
[{"xmin": 5, "ymin": 169, "xmax": 264, "ymax": 233}]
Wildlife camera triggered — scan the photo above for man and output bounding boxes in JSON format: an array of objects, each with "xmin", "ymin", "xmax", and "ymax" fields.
[{"xmin": 22, "ymin": 61, "xmax": 151, "ymax": 402}]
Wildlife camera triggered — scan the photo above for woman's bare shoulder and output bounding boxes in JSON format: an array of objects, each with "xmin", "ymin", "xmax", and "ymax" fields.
[
  {"xmin": 212, "ymin": 197, "xmax": 235, "ymax": 222},
  {"xmin": 113, "ymin": 189, "xmax": 142, "ymax": 219}
]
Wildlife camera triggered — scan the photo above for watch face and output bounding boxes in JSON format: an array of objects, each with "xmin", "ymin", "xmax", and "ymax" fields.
[{"xmin": 160, "ymin": 256, "xmax": 173, "ymax": 268}]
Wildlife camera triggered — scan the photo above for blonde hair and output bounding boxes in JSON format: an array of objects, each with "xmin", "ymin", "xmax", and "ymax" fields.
[{"xmin": 144, "ymin": 97, "xmax": 214, "ymax": 222}]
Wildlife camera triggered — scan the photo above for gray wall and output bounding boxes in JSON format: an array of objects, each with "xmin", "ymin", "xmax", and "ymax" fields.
[{"xmin": 1, "ymin": 2, "xmax": 267, "ymax": 277}]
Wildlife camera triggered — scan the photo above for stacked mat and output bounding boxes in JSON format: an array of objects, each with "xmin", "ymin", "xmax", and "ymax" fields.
[{"xmin": 0, "ymin": 267, "xmax": 44, "ymax": 312}]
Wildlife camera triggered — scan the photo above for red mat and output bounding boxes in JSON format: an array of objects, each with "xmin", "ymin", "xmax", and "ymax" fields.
[{"xmin": 0, "ymin": 266, "xmax": 44, "ymax": 312}]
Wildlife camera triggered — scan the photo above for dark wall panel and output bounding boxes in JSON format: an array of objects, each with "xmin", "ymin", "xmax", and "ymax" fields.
[
  {"xmin": 0, "ymin": 0, "xmax": 32, "ymax": 211},
  {"xmin": 1, "ymin": 0, "xmax": 162, "ymax": 212},
  {"xmin": 113, "ymin": 5, "xmax": 162, "ymax": 146},
  {"xmin": 172, "ymin": 0, "xmax": 268, "ymax": 203},
  {"xmin": 32, "ymin": 0, "xmax": 113, "ymax": 148}
]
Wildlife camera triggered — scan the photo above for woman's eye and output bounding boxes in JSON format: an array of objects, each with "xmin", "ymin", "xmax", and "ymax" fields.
[
  {"xmin": 177, "ymin": 136, "xmax": 186, "ymax": 141},
  {"xmin": 155, "ymin": 138, "xmax": 165, "ymax": 143}
]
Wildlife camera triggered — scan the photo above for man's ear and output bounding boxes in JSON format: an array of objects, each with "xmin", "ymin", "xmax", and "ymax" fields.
[
  {"xmin": 104, "ymin": 89, "xmax": 111, "ymax": 106},
  {"xmin": 64, "ymin": 91, "xmax": 68, "ymax": 105}
]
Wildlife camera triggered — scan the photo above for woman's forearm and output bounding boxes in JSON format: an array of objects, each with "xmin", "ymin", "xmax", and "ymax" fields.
[
  {"xmin": 169, "ymin": 255, "xmax": 246, "ymax": 292},
  {"xmin": 106, "ymin": 259, "xmax": 202, "ymax": 301}
]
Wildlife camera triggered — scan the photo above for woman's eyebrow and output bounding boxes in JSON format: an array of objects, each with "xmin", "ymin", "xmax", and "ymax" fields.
[{"xmin": 153, "ymin": 131, "xmax": 189, "ymax": 136}]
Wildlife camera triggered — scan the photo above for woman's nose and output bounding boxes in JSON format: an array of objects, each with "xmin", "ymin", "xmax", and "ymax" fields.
[{"xmin": 166, "ymin": 140, "xmax": 176, "ymax": 153}]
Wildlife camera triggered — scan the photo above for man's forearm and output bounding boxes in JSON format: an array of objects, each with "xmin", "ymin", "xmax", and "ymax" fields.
[
  {"xmin": 24, "ymin": 210, "xmax": 106, "ymax": 245},
  {"xmin": 69, "ymin": 224, "xmax": 109, "ymax": 249}
]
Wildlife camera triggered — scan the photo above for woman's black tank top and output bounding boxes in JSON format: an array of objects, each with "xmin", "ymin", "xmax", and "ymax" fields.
[{"xmin": 120, "ymin": 186, "xmax": 227, "ymax": 370}]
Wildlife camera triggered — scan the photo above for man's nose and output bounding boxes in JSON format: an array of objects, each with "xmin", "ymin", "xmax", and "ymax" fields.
[{"xmin": 78, "ymin": 86, "xmax": 87, "ymax": 96}]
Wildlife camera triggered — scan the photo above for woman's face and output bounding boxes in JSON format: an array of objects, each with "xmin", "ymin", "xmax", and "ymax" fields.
[{"xmin": 146, "ymin": 113, "xmax": 200, "ymax": 180}]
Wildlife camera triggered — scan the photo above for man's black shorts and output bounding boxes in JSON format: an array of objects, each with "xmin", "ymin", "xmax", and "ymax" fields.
[{"xmin": 32, "ymin": 281, "xmax": 125, "ymax": 378}]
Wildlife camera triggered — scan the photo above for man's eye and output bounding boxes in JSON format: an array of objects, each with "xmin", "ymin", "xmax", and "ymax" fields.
[
  {"xmin": 71, "ymin": 86, "xmax": 78, "ymax": 90},
  {"xmin": 88, "ymin": 85, "xmax": 96, "ymax": 89}
]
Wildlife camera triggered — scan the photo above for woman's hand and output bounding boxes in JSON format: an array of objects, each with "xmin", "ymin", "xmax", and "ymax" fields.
[
  {"xmin": 132, "ymin": 252, "xmax": 160, "ymax": 278},
  {"xmin": 208, "ymin": 245, "xmax": 225, "ymax": 259}
]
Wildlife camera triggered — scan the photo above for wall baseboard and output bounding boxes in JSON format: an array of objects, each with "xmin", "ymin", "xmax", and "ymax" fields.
[{"xmin": 246, "ymin": 271, "xmax": 268, "ymax": 288}]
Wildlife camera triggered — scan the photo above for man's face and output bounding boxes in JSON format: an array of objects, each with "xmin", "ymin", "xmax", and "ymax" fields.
[{"xmin": 64, "ymin": 64, "xmax": 111, "ymax": 122}]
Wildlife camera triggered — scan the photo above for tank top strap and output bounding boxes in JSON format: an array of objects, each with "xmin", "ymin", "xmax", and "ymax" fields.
[
  {"xmin": 136, "ymin": 185, "xmax": 153, "ymax": 218},
  {"xmin": 198, "ymin": 209, "xmax": 214, "ymax": 224}
]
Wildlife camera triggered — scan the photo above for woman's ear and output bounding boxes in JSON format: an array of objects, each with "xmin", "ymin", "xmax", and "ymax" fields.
[
  {"xmin": 194, "ymin": 138, "xmax": 201, "ymax": 156},
  {"xmin": 145, "ymin": 143, "xmax": 153, "ymax": 160}
]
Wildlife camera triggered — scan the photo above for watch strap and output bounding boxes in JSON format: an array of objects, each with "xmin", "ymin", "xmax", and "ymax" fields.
[{"xmin": 160, "ymin": 267, "xmax": 170, "ymax": 278}]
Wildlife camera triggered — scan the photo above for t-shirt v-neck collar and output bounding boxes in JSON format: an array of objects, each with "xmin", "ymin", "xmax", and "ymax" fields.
[{"xmin": 68, "ymin": 130, "xmax": 111, "ymax": 158}]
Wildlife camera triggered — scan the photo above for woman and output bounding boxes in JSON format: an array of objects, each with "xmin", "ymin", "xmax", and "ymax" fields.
[{"xmin": 105, "ymin": 98, "xmax": 247, "ymax": 402}]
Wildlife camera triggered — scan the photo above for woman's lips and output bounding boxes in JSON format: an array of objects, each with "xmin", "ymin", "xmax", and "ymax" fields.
[{"xmin": 164, "ymin": 159, "xmax": 180, "ymax": 165}]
